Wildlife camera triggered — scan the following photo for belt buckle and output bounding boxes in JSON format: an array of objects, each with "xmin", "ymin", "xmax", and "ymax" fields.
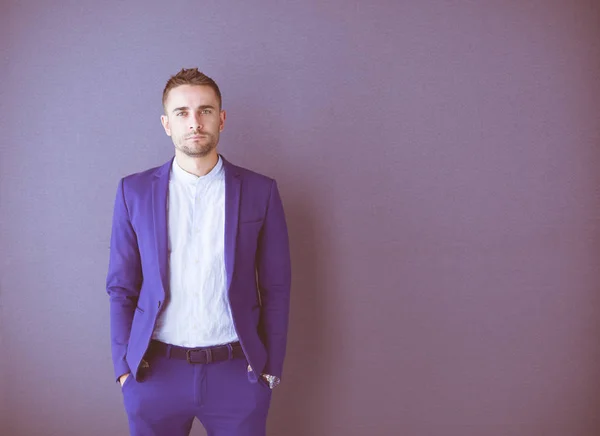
[{"xmin": 186, "ymin": 347, "xmax": 212, "ymax": 364}]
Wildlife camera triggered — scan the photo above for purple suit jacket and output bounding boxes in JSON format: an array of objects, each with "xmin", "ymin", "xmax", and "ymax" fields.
[{"xmin": 106, "ymin": 155, "xmax": 291, "ymax": 383}]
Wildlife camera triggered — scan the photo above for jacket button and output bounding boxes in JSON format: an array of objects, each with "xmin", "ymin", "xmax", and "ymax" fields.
[{"xmin": 157, "ymin": 301, "xmax": 162, "ymax": 308}]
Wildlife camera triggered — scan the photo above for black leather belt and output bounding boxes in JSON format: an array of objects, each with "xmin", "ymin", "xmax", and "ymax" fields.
[{"xmin": 147, "ymin": 340, "xmax": 245, "ymax": 364}]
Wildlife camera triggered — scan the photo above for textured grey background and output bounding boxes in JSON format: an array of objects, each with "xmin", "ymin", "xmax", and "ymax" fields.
[{"xmin": 2, "ymin": 1, "xmax": 600, "ymax": 435}]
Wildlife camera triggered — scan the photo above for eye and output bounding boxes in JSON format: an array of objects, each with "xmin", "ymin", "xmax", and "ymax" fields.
[
  {"xmin": 201, "ymin": 109, "xmax": 212, "ymax": 114},
  {"xmin": 176, "ymin": 112, "xmax": 187, "ymax": 117}
]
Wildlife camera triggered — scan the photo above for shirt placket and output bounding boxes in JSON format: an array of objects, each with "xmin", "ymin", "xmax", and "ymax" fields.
[{"xmin": 192, "ymin": 179, "xmax": 206, "ymax": 343}]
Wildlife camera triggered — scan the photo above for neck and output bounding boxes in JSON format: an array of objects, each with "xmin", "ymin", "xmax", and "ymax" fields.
[{"xmin": 174, "ymin": 150, "xmax": 219, "ymax": 177}]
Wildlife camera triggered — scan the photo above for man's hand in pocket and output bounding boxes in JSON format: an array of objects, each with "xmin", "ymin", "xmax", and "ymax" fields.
[{"xmin": 119, "ymin": 373, "xmax": 130, "ymax": 387}]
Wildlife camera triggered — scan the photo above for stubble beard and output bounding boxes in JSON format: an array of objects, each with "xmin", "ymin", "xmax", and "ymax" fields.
[{"xmin": 174, "ymin": 134, "xmax": 218, "ymax": 158}]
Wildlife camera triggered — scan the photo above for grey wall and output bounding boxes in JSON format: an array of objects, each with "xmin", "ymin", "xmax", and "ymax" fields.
[{"xmin": 2, "ymin": 1, "xmax": 600, "ymax": 435}]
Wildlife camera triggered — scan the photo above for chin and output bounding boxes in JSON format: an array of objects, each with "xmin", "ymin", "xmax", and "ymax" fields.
[{"xmin": 178, "ymin": 146, "xmax": 215, "ymax": 158}]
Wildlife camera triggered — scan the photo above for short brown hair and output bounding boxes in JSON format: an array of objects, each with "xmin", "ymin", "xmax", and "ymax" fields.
[{"xmin": 162, "ymin": 68, "xmax": 222, "ymax": 112}]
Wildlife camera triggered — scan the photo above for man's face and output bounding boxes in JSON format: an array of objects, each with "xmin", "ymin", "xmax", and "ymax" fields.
[{"xmin": 161, "ymin": 84, "xmax": 226, "ymax": 158}]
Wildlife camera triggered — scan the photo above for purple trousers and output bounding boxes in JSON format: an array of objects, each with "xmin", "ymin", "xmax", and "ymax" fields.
[{"xmin": 121, "ymin": 353, "xmax": 272, "ymax": 436}]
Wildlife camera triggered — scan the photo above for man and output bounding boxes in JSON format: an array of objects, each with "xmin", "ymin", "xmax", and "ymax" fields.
[{"xmin": 106, "ymin": 68, "xmax": 291, "ymax": 436}]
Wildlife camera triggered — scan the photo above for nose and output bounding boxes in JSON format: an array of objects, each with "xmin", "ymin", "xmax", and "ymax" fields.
[{"xmin": 190, "ymin": 113, "xmax": 203, "ymax": 131}]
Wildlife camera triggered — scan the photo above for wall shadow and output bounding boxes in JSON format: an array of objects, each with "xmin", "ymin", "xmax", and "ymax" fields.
[{"xmin": 266, "ymin": 187, "xmax": 333, "ymax": 436}]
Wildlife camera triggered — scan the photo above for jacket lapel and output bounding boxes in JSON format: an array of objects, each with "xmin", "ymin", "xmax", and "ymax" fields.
[
  {"xmin": 152, "ymin": 158, "xmax": 172, "ymax": 294},
  {"xmin": 223, "ymin": 156, "xmax": 241, "ymax": 291}
]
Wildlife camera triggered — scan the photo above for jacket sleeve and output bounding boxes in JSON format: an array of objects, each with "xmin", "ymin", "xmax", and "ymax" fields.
[
  {"xmin": 105, "ymin": 178, "xmax": 142, "ymax": 381},
  {"xmin": 256, "ymin": 180, "xmax": 292, "ymax": 379}
]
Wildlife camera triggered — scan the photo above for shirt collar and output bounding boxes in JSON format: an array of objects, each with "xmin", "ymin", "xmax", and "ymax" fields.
[{"xmin": 171, "ymin": 155, "xmax": 223, "ymax": 185}]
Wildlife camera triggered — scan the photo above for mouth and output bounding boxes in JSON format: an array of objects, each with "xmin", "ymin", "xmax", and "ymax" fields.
[{"xmin": 186, "ymin": 135, "xmax": 207, "ymax": 140}]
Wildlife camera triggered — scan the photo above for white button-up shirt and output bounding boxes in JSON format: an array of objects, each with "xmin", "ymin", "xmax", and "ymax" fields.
[{"xmin": 152, "ymin": 156, "xmax": 239, "ymax": 347}]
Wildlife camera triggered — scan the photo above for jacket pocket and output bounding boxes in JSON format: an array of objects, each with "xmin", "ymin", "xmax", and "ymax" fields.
[{"xmin": 239, "ymin": 218, "xmax": 263, "ymax": 225}]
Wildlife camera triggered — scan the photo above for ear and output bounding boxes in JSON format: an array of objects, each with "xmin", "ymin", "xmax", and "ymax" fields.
[
  {"xmin": 160, "ymin": 115, "xmax": 172, "ymax": 136},
  {"xmin": 219, "ymin": 109, "xmax": 226, "ymax": 132}
]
